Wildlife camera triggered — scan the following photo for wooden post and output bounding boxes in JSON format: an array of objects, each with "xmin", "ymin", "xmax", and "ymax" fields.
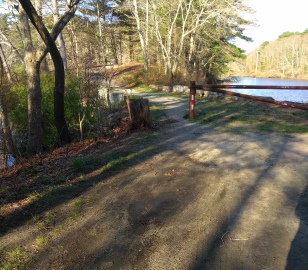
[
  {"xmin": 189, "ymin": 81, "xmax": 196, "ymax": 118},
  {"xmin": 126, "ymin": 98, "xmax": 151, "ymax": 129}
]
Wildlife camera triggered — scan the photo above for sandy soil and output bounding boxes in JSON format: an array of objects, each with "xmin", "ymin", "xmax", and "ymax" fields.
[{"xmin": 1, "ymin": 94, "xmax": 308, "ymax": 269}]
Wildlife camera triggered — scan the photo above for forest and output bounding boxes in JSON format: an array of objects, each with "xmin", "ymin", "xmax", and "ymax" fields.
[
  {"xmin": 230, "ymin": 30, "xmax": 308, "ymax": 79},
  {"xmin": 0, "ymin": 0, "xmax": 253, "ymax": 167}
]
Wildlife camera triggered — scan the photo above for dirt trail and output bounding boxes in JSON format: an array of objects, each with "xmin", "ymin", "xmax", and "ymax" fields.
[{"xmin": 1, "ymin": 94, "xmax": 308, "ymax": 269}]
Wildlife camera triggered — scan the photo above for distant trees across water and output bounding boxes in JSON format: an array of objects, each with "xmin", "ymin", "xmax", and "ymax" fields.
[{"xmin": 231, "ymin": 30, "xmax": 308, "ymax": 79}]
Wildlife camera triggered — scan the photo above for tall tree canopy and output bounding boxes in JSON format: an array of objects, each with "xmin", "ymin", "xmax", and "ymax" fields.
[{"xmin": 127, "ymin": 0, "xmax": 253, "ymax": 80}]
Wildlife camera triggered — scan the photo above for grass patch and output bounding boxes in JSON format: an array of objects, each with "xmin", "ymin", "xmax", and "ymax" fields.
[
  {"xmin": 133, "ymin": 84, "xmax": 156, "ymax": 93},
  {"xmin": 35, "ymin": 236, "xmax": 49, "ymax": 248},
  {"xmin": 0, "ymin": 246, "xmax": 31, "ymax": 270},
  {"xmin": 27, "ymin": 166, "xmax": 39, "ymax": 175},
  {"xmin": 70, "ymin": 158, "xmax": 88, "ymax": 173},
  {"xmin": 28, "ymin": 191, "xmax": 42, "ymax": 202},
  {"xmin": 70, "ymin": 157, "xmax": 103, "ymax": 173},
  {"xmin": 37, "ymin": 211, "xmax": 56, "ymax": 229},
  {"xmin": 133, "ymin": 132, "xmax": 159, "ymax": 144},
  {"xmin": 37, "ymin": 175, "xmax": 69, "ymax": 185},
  {"xmin": 65, "ymin": 199, "xmax": 87, "ymax": 223},
  {"xmin": 150, "ymin": 104, "xmax": 164, "ymax": 121},
  {"xmin": 31, "ymin": 185, "xmax": 80, "ymax": 206},
  {"xmin": 102, "ymin": 154, "xmax": 126, "ymax": 173},
  {"xmin": 0, "ymin": 187, "xmax": 11, "ymax": 198},
  {"xmin": 189, "ymin": 98, "xmax": 308, "ymax": 134},
  {"xmin": 99, "ymin": 149, "xmax": 144, "ymax": 173}
]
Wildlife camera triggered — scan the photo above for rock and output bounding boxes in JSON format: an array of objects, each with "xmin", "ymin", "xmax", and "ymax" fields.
[
  {"xmin": 173, "ymin": 85, "xmax": 187, "ymax": 93},
  {"xmin": 196, "ymin": 89, "xmax": 204, "ymax": 96},
  {"xmin": 162, "ymin": 85, "xmax": 171, "ymax": 92},
  {"xmin": 183, "ymin": 86, "xmax": 190, "ymax": 94},
  {"xmin": 149, "ymin": 84, "xmax": 160, "ymax": 91},
  {"xmin": 176, "ymin": 85, "xmax": 189, "ymax": 94},
  {"xmin": 203, "ymin": 91, "xmax": 210, "ymax": 98}
]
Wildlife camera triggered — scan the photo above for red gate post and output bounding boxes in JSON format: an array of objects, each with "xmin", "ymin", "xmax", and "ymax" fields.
[{"xmin": 189, "ymin": 81, "xmax": 196, "ymax": 118}]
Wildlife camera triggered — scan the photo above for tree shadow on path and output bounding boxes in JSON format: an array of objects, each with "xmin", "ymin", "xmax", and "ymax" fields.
[{"xmin": 286, "ymin": 184, "xmax": 308, "ymax": 270}]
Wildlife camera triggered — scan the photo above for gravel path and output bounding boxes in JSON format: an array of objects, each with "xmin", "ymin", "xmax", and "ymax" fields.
[
  {"xmin": 2, "ymin": 93, "xmax": 308, "ymax": 270},
  {"xmin": 147, "ymin": 95, "xmax": 308, "ymax": 269}
]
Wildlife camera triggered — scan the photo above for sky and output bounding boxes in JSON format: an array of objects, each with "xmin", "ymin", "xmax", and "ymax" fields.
[{"xmin": 235, "ymin": 0, "xmax": 308, "ymax": 54}]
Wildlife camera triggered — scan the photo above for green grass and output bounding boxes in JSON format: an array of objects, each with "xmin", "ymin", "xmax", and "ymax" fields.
[
  {"xmin": 133, "ymin": 132, "xmax": 160, "ymax": 143},
  {"xmin": 37, "ymin": 211, "xmax": 56, "ymax": 229},
  {"xmin": 35, "ymin": 236, "xmax": 49, "ymax": 248},
  {"xmin": 0, "ymin": 187, "xmax": 11, "ymax": 198},
  {"xmin": 69, "ymin": 157, "xmax": 103, "ymax": 173},
  {"xmin": 0, "ymin": 247, "xmax": 31, "ymax": 270},
  {"xmin": 150, "ymin": 104, "xmax": 165, "ymax": 121},
  {"xmin": 37, "ymin": 175, "xmax": 69, "ymax": 185},
  {"xmin": 65, "ymin": 198, "xmax": 87, "ymax": 223},
  {"xmin": 99, "ymin": 149, "xmax": 146, "ymax": 173},
  {"xmin": 101, "ymin": 154, "xmax": 126, "ymax": 173},
  {"xmin": 188, "ymin": 98, "xmax": 308, "ymax": 134},
  {"xmin": 70, "ymin": 158, "xmax": 88, "ymax": 173},
  {"xmin": 132, "ymin": 84, "xmax": 157, "ymax": 93},
  {"xmin": 40, "ymin": 185, "xmax": 79, "ymax": 205},
  {"xmin": 27, "ymin": 166, "xmax": 39, "ymax": 175}
]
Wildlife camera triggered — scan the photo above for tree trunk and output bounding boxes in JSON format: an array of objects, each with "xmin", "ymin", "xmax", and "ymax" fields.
[
  {"xmin": 53, "ymin": 51, "xmax": 71, "ymax": 146},
  {"xmin": 26, "ymin": 62, "xmax": 43, "ymax": 153},
  {"xmin": 19, "ymin": 0, "xmax": 71, "ymax": 146},
  {"xmin": 52, "ymin": 0, "xmax": 67, "ymax": 69},
  {"xmin": 126, "ymin": 98, "xmax": 151, "ymax": 129},
  {"xmin": 19, "ymin": 4, "xmax": 43, "ymax": 154},
  {"xmin": 0, "ymin": 45, "xmax": 12, "ymax": 82},
  {"xmin": 69, "ymin": 21, "xmax": 79, "ymax": 76},
  {"xmin": 34, "ymin": 0, "xmax": 49, "ymax": 72},
  {"xmin": 129, "ymin": 30, "xmax": 135, "ymax": 62},
  {"xmin": 0, "ymin": 93, "xmax": 17, "ymax": 156},
  {"xmin": 132, "ymin": 0, "xmax": 149, "ymax": 73},
  {"xmin": 111, "ymin": 29, "xmax": 119, "ymax": 65},
  {"xmin": 0, "ymin": 122, "xmax": 6, "ymax": 169},
  {"xmin": 15, "ymin": 0, "xmax": 79, "ymax": 154},
  {"xmin": 0, "ymin": 78, "xmax": 17, "ymax": 168}
]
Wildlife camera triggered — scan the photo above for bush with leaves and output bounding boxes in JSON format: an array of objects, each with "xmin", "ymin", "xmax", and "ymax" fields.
[{"xmin": 8, "ymin": 72, "xmax": 88, "ymax": 151}]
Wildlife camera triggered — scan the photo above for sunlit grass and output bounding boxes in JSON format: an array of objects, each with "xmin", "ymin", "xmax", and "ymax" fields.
[
  {"xmin": 150, "ymin": 104, "xmax": 165, "ymax": 120},
  {"xmin": 188, "ymin": 98, "xmax": 308, "ymax": 134},
  {"xmin": 66, "ymin": 199, "xmax": 86, "ymax": 223},
  {"xmin": 35, "ymin": 236, "xmax": 49, "ymax": 248},
  {"xmin": 133, "ymin": 84, "xmax": 156, "ymax": 92},
  {"xmin": 0, "ymin": 246, "xmax": 31, "ymax": 270},
  {"xmin": 101, "ymin": 154, "xmax": 126, "ymax": 173}
]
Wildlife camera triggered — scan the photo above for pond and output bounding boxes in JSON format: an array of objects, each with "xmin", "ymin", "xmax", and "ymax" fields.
[{"xmin": 225, "ymin": 77, "xmax": 308, "ymax": 103}]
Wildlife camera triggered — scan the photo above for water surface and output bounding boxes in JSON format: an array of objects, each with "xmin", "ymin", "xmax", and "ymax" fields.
[{"xmin": 225, "ymin": 77, "xmax": 308, "ymax": 103}]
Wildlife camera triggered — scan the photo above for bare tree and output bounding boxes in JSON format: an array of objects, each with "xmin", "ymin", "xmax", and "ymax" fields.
[
  {"xmin": 151, "ymin": 0, "xmax": 247, "ymax": 78},
  {"xmin": 129, "ymin": 0, "xmax": 149, "ymax": 73},
  {"xmin": 244, "ymin": 33, "xmax": 308, "ymax": 78},
  {"xmin": 128, "ymin": 0, "xmax": 251, "ymax": 80}
]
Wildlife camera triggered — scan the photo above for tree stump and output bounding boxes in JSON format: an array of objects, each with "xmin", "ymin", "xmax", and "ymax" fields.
[{"xmin": 126, "ymin": 98, "xmax": 151, "ymax": 129}]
